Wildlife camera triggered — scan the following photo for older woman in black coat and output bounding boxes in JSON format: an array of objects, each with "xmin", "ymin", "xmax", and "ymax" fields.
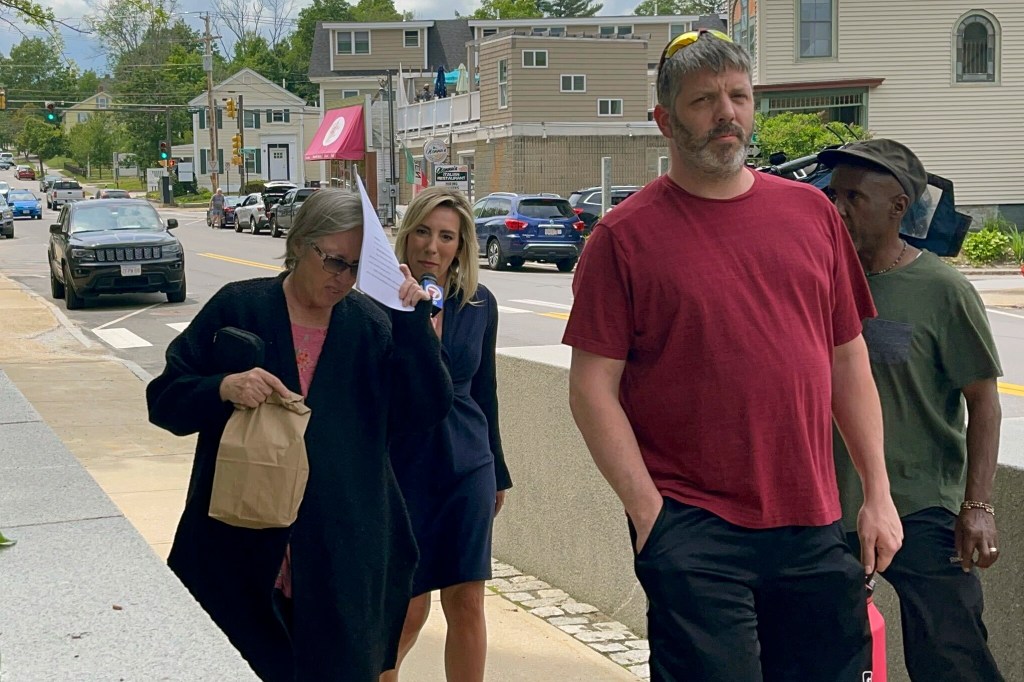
[{"xmin": 146, "ymin": 189, "xmax": 452, "ymax": 681}]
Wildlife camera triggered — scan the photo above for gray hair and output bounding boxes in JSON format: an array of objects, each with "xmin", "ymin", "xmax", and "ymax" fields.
[
  {"xmin": 283, "ymin": 188, "xmax": 362, "ymax": 271},
  {"xmin": 657, "ymin": 35, "xmax": 753, "ymax": 112}
]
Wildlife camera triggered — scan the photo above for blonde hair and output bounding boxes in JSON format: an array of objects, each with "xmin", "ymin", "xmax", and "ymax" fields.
[{"xmin": 395, "ymin": 186, "xmax": 479, "ymax": 309}]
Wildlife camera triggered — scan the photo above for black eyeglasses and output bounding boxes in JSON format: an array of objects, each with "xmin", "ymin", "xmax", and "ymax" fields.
[{"xmin": 310, "ymin": 242, "xmax": 359, "ymax": 276}]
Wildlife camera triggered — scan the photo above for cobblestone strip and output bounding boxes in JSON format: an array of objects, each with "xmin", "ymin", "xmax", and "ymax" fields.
[{"xmin": 487, "ymin": 559, "xmax": 650, "ymax": 679}]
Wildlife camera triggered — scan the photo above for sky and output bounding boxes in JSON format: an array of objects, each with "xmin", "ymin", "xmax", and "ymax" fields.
[{"xmin": 2, "ymin": 0, "xmax": 644, "ymax": 75}]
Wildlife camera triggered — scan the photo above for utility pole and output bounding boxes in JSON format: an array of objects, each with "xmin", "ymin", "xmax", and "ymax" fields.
[
  {"xmin": 203, "ymin": 14, "xmax": 220, "ymax": 192},
  {"xmin": 237, "ymin": 93, "xmax": 245, "ymax": 191},
  {"xmin": 165, "ymin": 107, "xmax": 176, "ymax": 206}
]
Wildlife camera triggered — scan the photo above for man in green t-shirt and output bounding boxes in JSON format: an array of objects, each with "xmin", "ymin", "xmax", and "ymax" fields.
[{"xmin": 822, "ymin": 139, "xmax": 1004, "ymax": 682}]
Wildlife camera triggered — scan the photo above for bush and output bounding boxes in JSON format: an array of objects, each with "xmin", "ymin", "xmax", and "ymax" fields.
[
  {"xmin": 243, "ymin": 180, "xmax": 266, "ymax": 194},
  {"xmin": 962, "ymin": 227, "xmax": 1012, "ymax": 266}
]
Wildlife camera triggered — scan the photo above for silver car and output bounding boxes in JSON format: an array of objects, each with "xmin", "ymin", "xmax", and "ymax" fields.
[{"xmin": 0, "ymin": 196, "xmax": 15, "ymax": 238}]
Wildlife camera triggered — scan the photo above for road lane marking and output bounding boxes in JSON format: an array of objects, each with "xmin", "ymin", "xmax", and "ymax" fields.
[
  {"xmin": 498, "ymin": 306, "xmax": 534, "ymax": 314},
  {"xmin": 999, "ymin": 382, "xmax": 1024, "ymax": 397},
  {"xmin": 987, "ymin": 308, "xmax": 1024, "ymax": 321},
  {"xmin": 510, "ymin": 298, "xmax": 572, "ymax": 311},
  {"xmin": 167, "ymin": 322, "xmax": 189, "ymax": 332},
  {"xmin": 94, "ymin": 327, "xmax": 152, "ymax": 349},
  {"xmin": 93, "ymin": 302, "xmax": 163, "ymax": 332},
  {"xmin": 197, "ymin": 252, "xmax": 284, "ymax": 272},
  {"xmin": 539, "ymin": 312, "xmax": 570, "ymax": 320}
]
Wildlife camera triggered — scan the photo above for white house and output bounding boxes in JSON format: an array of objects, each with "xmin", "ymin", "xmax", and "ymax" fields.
[
  {"xmin": 737, "ymin": 0, "xmax": 1024, "ymax": 221},
  {"xmin": 187, "ymin": 68, "xmax": 321, "ymax": 192}
]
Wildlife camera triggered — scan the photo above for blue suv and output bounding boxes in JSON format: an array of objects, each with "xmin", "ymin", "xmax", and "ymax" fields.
[{"xmin": 472, "ymin": 193, "xmax": 584, "ymax": 272}]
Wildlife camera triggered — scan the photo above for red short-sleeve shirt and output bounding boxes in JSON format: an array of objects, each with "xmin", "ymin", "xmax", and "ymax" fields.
[{"xmin": 563, "ymin": 172, "xmax": 875, "ymax": 529}]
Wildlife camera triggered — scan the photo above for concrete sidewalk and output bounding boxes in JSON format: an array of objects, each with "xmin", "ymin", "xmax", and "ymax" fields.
[{"xmin": 0, "ymin": 273, "xmax": 638, "ymax": 680}]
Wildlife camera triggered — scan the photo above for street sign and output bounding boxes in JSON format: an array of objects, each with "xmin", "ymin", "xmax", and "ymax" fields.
[
  {"xmin": 747, "ymin": 145, "xmax": 761, "ymax": 158},
  {"xmin": 209, "ymin": 160, "xmax": 219, "ymax": 174},
  {"xmin": 423, "ymin": 138, "xmax": 448, "ymax": 164},
  {"xmin": 434, "ymin": 165, "xmax": 470, "ymax": 193}
]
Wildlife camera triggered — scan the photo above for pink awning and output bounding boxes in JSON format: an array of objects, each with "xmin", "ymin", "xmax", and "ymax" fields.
[{"xmin": 304, "ymin": 105, "xmax": 365, "ymax": 161}]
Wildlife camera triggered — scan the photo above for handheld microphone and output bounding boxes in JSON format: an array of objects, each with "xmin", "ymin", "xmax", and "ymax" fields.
[{"xmin": 419, "ymin": 273, "xmax": 444, "ymax": 318}]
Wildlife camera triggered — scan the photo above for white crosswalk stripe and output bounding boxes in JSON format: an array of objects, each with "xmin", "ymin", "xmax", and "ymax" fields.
[
  {"xmin": 166, "ymin": 322, "xmax": 190, "ymax": 332},
  {"xmin": 498, "ymin": 306, "xmax": 533, "ymax": 314},
  {"xmin": 93, "ymin": 328, "xmax": 152, "ymax": 349}
]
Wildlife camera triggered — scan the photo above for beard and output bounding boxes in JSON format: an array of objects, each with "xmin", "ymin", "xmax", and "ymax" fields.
[{"xmin": 669, "ymin": 115, "xmax": 751, "ymax": 179}]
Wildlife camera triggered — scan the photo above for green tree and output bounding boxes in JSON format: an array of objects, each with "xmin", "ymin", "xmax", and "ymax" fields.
[
  {"xmin": 352, "ymin": 0, "xmax": 405, "ymax": 21},
  {"xmin": 0, "ymin": 36, "xmax": 77, "ymax": 103},
  {"xmin": 76, "ymin": 71, "xmax": 103, "ymax": 100},
  {"xmin": 633, "ymin": 0, "xmax": 724, "ymax": 15},
  {"xmin": 231, "ymin": 32, "xmax": 287, "ymax": 82},
  {"xmin": 537, "ymin": 0, "xmax": 601, "ymax": 17},
  {"xmin": 467, "ymin": 0, "xmax": 542, "ymax": 20},
  {"xmin": 67, "ymin": 113, "xmax": 119, "ymax": 171},
  {"xmin": 753, "ymin": 111, "xmax": 868, "ymax": 160},
  {"xmin": 18, "ymin": 117, "xmax": 66, "ymax": 167},
  {"xmin": 85, "ymin": 0, "xmax": 172, "ymax": 66}
]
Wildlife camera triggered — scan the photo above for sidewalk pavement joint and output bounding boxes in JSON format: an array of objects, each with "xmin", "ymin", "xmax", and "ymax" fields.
[{"xmin": 488, "ymin": 560, "xmax": 650, "ymax": 679}]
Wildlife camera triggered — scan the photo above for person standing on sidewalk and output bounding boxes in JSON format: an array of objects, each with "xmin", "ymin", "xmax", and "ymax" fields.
[
  {"xmin": 147, "ymin": 189, "xmax": 452, "ymax": 681},
  {"xmin": 382, "ymin": 186, "xmax": 512, "ymax": 682},
  {"xmin": 822, "ymin": 139, "xmax": 1005, "ymax": 682},
  {"xmin": 563, "ymin": 30, "xmax": 903, "ymax": 681}
]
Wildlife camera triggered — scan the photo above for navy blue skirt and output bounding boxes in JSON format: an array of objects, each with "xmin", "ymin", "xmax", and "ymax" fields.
[{"xmin": 406, "ymin": 463, "xmax": 496, "ymax": 596}]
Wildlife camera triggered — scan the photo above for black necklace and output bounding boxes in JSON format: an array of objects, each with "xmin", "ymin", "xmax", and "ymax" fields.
[{"xmin": 868, "ymin": 240, "xmax": 907, "ymax": 276}]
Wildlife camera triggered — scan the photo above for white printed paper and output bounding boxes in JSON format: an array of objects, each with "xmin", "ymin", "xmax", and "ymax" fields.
[{"xmin": 354, "ymin": 173, "xmax": 412, "ymax": 311}]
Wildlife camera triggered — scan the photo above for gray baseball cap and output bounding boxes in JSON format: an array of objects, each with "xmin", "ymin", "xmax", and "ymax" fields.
[{"xmin": 819, "ymin": 139, "xmax": 928, "ymax": 201}]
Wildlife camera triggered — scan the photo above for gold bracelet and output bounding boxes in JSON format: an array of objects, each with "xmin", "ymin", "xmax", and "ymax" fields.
[{"xmin": 961, "ymin": 500, "xmax": 995, "ymax": 517}]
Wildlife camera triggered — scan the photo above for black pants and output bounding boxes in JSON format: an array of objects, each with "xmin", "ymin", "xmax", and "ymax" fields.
[
  {"xmin": 846, "ymin": 507, "xmax": 1003, "ymax": 682},
  {"xmin": 630, "ymin": 497, "xmax": 871, "ymax": 682}
]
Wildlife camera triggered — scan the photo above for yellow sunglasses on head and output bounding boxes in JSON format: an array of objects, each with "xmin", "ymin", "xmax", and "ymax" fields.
[{"xmin": 657, "ymin": 29, "xmax": 733, "ymax": 75}]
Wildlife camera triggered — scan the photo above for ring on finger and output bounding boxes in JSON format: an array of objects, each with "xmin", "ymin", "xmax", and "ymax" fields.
[{"xmin": 989, "ymin": 547, "xmax": 999, "ymax": 553}]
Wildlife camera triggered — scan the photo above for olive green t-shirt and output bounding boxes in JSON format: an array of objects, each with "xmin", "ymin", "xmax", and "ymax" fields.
[{"xmin": 833, "ymin": 250, "xmax": 1001, "ymax": 531}]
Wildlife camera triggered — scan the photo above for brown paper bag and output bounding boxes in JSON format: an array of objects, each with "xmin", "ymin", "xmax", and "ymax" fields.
[{"xmin": 209, "ymin": 392, "xmax": 312, "ymax": 529}]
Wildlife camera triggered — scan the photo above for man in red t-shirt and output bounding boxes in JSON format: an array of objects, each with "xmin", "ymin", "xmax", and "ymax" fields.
[{"xmin": 563, "ymin": 30, "xmax": 903, "ymax": 681}]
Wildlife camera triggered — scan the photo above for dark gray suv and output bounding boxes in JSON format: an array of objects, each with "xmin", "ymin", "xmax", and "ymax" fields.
[{"xmin": 568, "ymin": 185, "xmax": 643, "ymax": 233}]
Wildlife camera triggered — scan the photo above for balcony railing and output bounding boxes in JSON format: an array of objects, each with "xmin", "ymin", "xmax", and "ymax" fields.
[{"xmin": 396, "ymin": 91, "xmax": 479, "ymax": 133}]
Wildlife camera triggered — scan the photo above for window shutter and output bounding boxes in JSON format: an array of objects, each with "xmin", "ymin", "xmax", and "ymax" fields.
[
  {"xmin": 199, "ymin": 108, "xmax": 206, "ymax": 129},
  {"xmin": 283, "ymin": 109, "xmax": 290, "ymax": 123},
  {"xmin": 200, "ymin": 149, "xmax": 207, "ymax": 174},
  {"xmin": 266, "ymin": 109, "xmax": 272, "ymax": 123},
  {"xmin": 216, "ymin": 107, "xmax": 223, "ymax": 129},
  {"xmin": 255, "ymin": 113, "xmax": 261, "ymax": 129},
  {"xmin": 255, "ymin": 150, "xmax": 262, "ymax": 175}
]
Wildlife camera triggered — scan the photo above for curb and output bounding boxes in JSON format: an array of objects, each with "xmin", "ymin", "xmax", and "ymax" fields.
[{"xmin": 958, "ymin": 269, "xmax": 1021, "ymax": 276}]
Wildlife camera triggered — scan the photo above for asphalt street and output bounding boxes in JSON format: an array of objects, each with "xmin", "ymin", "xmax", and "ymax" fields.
[{"xmin": 2, "ymin": 171, "xmax": 1024, "ymax": 425}]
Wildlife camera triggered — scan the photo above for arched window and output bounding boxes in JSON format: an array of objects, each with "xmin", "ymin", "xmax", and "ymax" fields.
[{"xmin": 956, "ymin": 12, "xmax": 998, "ymax": 83}]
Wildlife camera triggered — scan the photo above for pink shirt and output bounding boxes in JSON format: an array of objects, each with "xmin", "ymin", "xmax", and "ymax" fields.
[{"xmin": 275, "ymin": 322, "xmax": 328, "ymax": 597}]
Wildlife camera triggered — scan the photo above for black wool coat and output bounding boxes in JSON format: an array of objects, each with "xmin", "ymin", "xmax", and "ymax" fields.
[{"xmin": 146, "ymin": 275, "xmax": 453, "ymax": 681}]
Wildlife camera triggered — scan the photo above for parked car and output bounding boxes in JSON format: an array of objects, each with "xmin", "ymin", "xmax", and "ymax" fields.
[
  {"xmin": 567, "ymin": 185, "xmax": 643, "ymax": 233},
  {"xmin": 15, "ymin": 165, "xmax": 36, "ymax": 180},
  {"xmin": 94, "ymin": 188, "xmax": 131, "ymax": 199},
  {"xmin": 269, "ymin": 188, "xmax": 317, "ymax": 238},
  {"xmin": 0, "ymin": 197, "xmax": 14, "ymax": 238},
  {"xmin": 233, "ymin": 192, "xmax": 269, "ymax": 233},
  {"xmin": 260, "ymin": 182, "xmax": 298, "ymax": 230},
  {"xmin": 40, "ymin": 174, "xmax": 62, "ymax": 194},
  {"xmin": 49, "ymin": 179, "xmax": 85, "ymax": 210},
  {"xmin": 473, "ymin": 192, "xmax": 584, "ymax": 272},
  {"xmin": 47, "ymin": 199, "xmax": 185, "ymax": 310},
  {"xmin": 7, "ymin": 189, "xmax": 42, "ymax": 220},
  {"xmin": 207, "ymin": 195, "xmax": 244, "ymax": 228},
  {"xmin": 0, "ymin": 153, "xmax": 14, "ymax": 170}
]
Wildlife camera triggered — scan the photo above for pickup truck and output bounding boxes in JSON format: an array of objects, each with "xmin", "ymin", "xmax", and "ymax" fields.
[
  {"xmin": 49, "ymin": 180, "xmax": 85, "ymax": 209},
  {"xmin": 269, "ymin": 188, "xmax": 317, "ymax": 238}
]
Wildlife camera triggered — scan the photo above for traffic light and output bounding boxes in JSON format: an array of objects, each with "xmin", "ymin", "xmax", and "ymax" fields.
[
  {"xmin": 0, "ymin": 90, "xmax": 6, "ymax": 111},
  {"xmin": 225, "ymin": 99, "xmax": 236, "ymax": 119},
  {"xmin": 167, "ymin": 158, "xmax": 176, "ymax": 168},
  {"xmin": 45, "ymin": 101, "xmax": 57, "ymax": 122},
  {"xmin": 231, "ymin": 133, "xmax": 242, "ymax": 156},
  {"xmin": 159, "ymin": 141, "xmax": 170, "ymax": 160}
]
